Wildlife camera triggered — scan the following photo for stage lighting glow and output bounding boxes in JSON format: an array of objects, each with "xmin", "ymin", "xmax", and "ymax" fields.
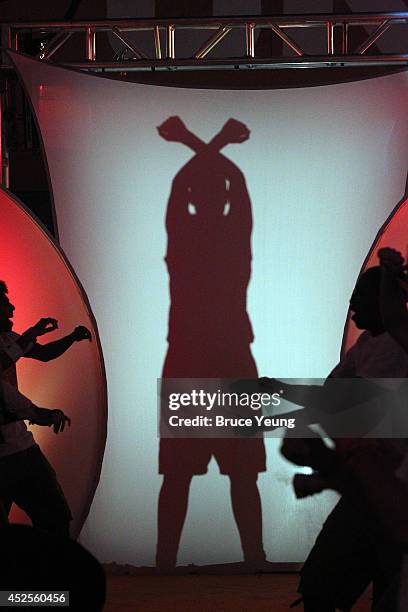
[
  {"xmin": 11, "ymin": 51, "xmax": 408, "ymax": 565},
  {"xmin": 0, "ymin": 186, "xmax": 106, "ymax": 537}
]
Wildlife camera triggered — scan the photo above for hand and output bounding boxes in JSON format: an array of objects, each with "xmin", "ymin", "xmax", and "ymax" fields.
[
  {"xmin": 24, "ymin": 318, "xmax": 58, "ymax": 341},
  {"xmin": 219, "ymin": 119, "xmax": 250, "ymax": 145},
  {"xmin": 49, "ymin": 409, "xmax": 71, "ymax": 434},
  {"xmin": 281, "ymin": 437, "xmax": 317, "ymax": 467},
  {"xmin": 73, "ymin": 326, "xmax": 91, "ymax": 342},
  {"xmin": 29, "ymin": 408, "xmax": 71, "ymax": 433},
  {"xmin": 157, "ymin": 116, "xmax": 189, "ymax": 142}
]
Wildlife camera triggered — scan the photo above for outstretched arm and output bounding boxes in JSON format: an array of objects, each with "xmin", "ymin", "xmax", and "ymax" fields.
[
  {"xmin": 1, "ymin": 380, "xmax": 70, "ymax": 434},
  {"xmin": 157, "ymin": 116, "xmax": 250, "ymax": 155},
  {"xmin": 28, "ymin": 407, "xmax": 71, "ymax": 434},
  {"xmin": 26, "ymin": 325, "xmax": 91, "ymax": 362},
  {"xmin": 259, "ymin": 376, "xmax": 391, "ymax": 421},
  {"xmin": 158, "ymin": 117, "xmax": 205, "ymax": 153},
  {"xmin": 0, "ymin": 318, "xmax": 58, "ymax": 371}
]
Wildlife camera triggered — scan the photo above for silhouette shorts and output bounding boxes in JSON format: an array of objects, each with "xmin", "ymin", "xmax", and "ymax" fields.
[
  {"xmin": 159, "ymin": 438, "xmax": 266, "ymax": 475},
  {"xmin": 160, "ymin": 341, "xmax": 264, "ymax": 475}
]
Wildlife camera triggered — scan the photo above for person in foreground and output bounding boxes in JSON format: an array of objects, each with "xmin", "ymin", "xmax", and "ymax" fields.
[
  {"xmin": 0, "ymin": 280, "xmax": 91, "ymax": 536},
  {"xmin": 0, "ymin": 524, "xmax": 106, "ymax": 611},
  {"xmin": 261, "ymin": 248, "xmax": 408, "ymax": 611}
]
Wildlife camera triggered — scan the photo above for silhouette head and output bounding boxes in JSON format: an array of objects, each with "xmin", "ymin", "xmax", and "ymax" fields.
[
  {"xmin": 0, "ymin": 281, "xmax": 15, "ymax": 332},
  {"xmin": 349, "ymin": 267, "xmax": 384, "ymax": 334},
  {"xmin": 181, "ymin": 160, "xmax": 233, "ymax": 219}
]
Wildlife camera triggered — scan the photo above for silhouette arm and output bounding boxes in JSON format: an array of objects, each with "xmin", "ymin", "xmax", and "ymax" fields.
[
  {"xmin": 158, "ymin": 117, "xmax": 205, "ymax": 153},
  {"xmin": 165, "ymin": 175, "xmax": 190, "ymax": 236},
  {"xmin": 176, "ymin": 130, "xmax": 230, "ymax": 154},
  {"xmin": 226, "ymin": 163, "xmax": 252, "ymax": 232},
  {"xmin": 28, "ymin": 407, "xmax": 71, "ymax": 433},
  {"xmin": 25, "ymin": 326, "xmax": 91, "ymax": 362},
  {"xmin": 157, "ymin": 117, "xmax": 250, "ymax": 155},
  {"xmin": 1, "ymin": 381, "xmax": 70, "ymax": 433},
  {"xmin": 0, "ymin": 318, "xmax": 60, "ymax": 371},
  {"xmin": 259, "ymin": 377, "xmax": 391, "ymax": 417},
  {"xmin": 177, "ymin": 131, "xmax": 206, "ymax": 154}
]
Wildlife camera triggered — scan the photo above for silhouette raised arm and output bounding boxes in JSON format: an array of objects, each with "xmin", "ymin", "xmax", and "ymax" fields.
[
  {"xmin": 160, "ymin": 116, "xmax": 253, "ymax": 241},
  {"xmin": 157, "ymin": 116, "xmax": 250, "ymax": 154}
]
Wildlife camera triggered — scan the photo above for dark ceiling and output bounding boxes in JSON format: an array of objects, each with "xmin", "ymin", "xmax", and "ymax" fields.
[
  {"xmin": 0, "ymin": 0, "xmax": 106, "ymax": 22},
  {"xmin": 1, "ymin": 1, "xmax": 407, "ymax": 23}
]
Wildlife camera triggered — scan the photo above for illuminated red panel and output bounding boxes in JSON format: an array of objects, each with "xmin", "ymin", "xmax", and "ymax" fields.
[
  {"xmin": 343, "ymin": 195, "xmax": 408, "ymax": 352},
  {"xmin": 0, "ymin": 187, "xmax": 106, "ymax": 537}
]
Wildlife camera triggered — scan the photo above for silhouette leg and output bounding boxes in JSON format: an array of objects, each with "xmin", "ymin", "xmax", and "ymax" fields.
[
  {"xmin": 156, "ymin": 474, "xmax": 193, "ymax": 571},
  {"xmin": 10, "ymin": 447, "xmax": 71, "ymax": 537},
  {"xmin": 299, "ymin": 498, "xmax": 373, "ymax": 612},
  {"xmin": 229, "ymin": 473, "xmax": 266, "ymax": 567},
  {"xmin": 302, "ymin": 595, "xmax": 337, "ymax": 611},
  {"xmin": 0, "ymin": 493, "xmax": 11, "ymax": 526}
]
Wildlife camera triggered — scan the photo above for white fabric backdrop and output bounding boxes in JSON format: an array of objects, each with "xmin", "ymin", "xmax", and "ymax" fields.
[{"xmin": 12, "ymin": 52, "xmax": 408, "ymax": 565}]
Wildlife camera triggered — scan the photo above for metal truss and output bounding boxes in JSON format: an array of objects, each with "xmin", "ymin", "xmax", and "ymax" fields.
[{"xmin": 1, "ymin": 12, "xmax": 408, "ymax": 71}]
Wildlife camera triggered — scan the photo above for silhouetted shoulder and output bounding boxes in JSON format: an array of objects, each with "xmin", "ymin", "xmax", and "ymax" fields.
[{"xmin": 174, "ymin": 152, "xmax": 245, "ymax": 184}]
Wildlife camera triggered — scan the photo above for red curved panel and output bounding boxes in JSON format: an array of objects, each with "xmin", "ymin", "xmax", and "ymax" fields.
[
  {"xmin": 343, "ymin": 194, "xmax": 408, "ymax": 353},
  {"xmin": 0, "ymin": 187, "xmax": 107, "ymax": 537}
]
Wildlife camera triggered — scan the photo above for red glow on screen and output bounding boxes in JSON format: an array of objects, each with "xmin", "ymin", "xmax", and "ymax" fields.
[
  {"xmin": 343, "ymin": 195, "xmax": 408, "ymax": 352},
  {"xmin": 0, "ymin": 188, "xmax": 106, "ymax": 537}
]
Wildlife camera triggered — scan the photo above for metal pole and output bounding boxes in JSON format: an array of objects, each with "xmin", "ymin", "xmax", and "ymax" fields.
[
  {"xmin": 355, "ymin": 20, "xmax": 391, "ymax": 55},
  {"xmin": 0, "ymin": 77, "xmax": 10, "ymax": 189},
  {"xmin": 10, "ymin": 27, "xmax": 18, "ymax": 51},
  {"xmin": 166, "ymin": 24, "xmax": 175, "ymax": 59},
  {"xmin": 341, "ymin": 22, "xmax": 347, "ymax": 54},
  {"xmin": 246, "ymin": 22, "xmax": 255, "ymax": 58},
  {"xmin": 195, "ymin": 27, "xmax": 232, "ymax": 59},
  {"xmin": 86, "ymin": 27, "xmax": 96, "ymax": 61},
  {"xmin": 269, "ymin": 23, "xmax": 304, "ymax": 56},
  {"xmin": 154, "ymin": 25, "xmax": 162, "ymax": 59},
  {"xmin": 38, "ymin": 31, "xmax": 73, "ymax": 60},
  {"xmin": 327, "ymin": 21, "xmax": 335, "ymax": 55},
  {"xmin": 112, "ymin": 27, "xmax": 147, "ymax": 60}
]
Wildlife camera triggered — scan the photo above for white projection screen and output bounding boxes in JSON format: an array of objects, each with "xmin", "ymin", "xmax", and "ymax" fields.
[{"xmin": 11, "ymin": 51, "xmax": 408, "ymax": 566}]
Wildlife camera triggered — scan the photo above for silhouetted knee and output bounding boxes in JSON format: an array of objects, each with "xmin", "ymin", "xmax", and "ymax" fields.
[
  {"xmin": 161, "ymin": 474, "xmax": 193, "ymax": 493},
  {"xmin": 302, "ymin": 594, "xmax": 337, "ymax": 612},
  {"xmin": 228, "ymin": 472, "xmax": 259, "ymax": 497}
]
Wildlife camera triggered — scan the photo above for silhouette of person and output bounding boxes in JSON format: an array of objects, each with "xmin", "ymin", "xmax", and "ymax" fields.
[
  {"xmin": 0, "ymin": 280, "xmax": 91, "ymax": 536},
  {"xmin": 156, "ymin": 117, "xmax": 266, "ymax": 572},
  {"xmin": 0, "ymin": 377, "xmax": 71, "ymax": 526},
  {"xmin": 261, "ymin": 249, "xmax": 408, "ymax": 611}
]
